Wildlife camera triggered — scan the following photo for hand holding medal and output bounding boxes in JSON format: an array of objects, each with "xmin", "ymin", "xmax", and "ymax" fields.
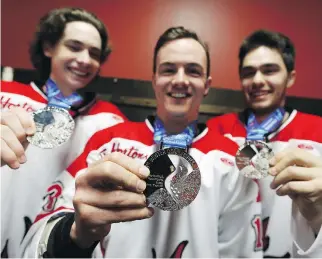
[
  {"xmin": 27, "ymin": 79, "xmax": 82, "ymax": 149},
  {"xmin": 144, "ymin": 118, "xmax": 201, "ymax": 211},
  {"xmin": 236, "ymin": 108, "xmax": 285, "ymax": 179}
]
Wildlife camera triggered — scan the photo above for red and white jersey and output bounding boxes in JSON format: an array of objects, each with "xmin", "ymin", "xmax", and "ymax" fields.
[
  {"xmin": 0, "ymin": 81, "xmax": 127, "ymax": 257},
  {"xmin": 207, "ymin": 109, "xmax": 322, "ymax": 257},
  {"xmin": 21, "ymin": 119, "xmax": 261, "ymax": 257}
]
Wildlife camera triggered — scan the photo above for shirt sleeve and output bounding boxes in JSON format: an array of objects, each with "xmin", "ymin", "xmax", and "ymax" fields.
[{"xmin": 291, "ymin": 202, "xmax": 322, "ymax": 257}]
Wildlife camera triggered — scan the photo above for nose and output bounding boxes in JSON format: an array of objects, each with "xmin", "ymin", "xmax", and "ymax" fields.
[
  {"xmin": 76, "ymin": 50, "xmax": 91, "ymax": 66},
  {"xmin": 252, "ymin": 71, "xmax": 265, "ymax": 86},
  {"xmin": 171, "ymin": 68, "xmax": 189, "ymax": 87}
]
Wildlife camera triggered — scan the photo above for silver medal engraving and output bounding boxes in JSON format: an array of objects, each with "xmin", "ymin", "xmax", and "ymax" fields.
[
  {"xmin": 27, "ymin": 106, "xmax": 74, "ymax": 149},
  {"xmin": 144, "ymin": 147, "xmax": 201, "ymax": 211},
  {"xmin": 236, "ymin": 140, "xmax": 274, "ymax": 179}
]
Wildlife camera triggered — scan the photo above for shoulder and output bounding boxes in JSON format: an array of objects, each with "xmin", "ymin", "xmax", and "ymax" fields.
[
  {"xmin": 1, "ymin": 80, "xmax": 46, "ymax": 103},
  {"xmin": 1, "ymin": 80, "xmax": 29, "ymax": 90},
  {"xmin": 275, "ymin": 110, "xmax": 322, "ymax": 143},
  {"xmin": 87, "ymin": 100, "xmax": 127, "ymax": 121},
  {"xmin": 194, "ymin": 129, "xmax": 238, "ymax": 156},
  {"xmin": 207, "ymin": 113, "xmax": 241, "ymax": 133},
  {"xmin": 295, "ymin": 111, "xmax": 322, "ymax": 126},
  {"xmin": 86, "ymin": 121, "xmax": 151, "ymax": 143},
  {"xmin": 207, "ymin": 113, "xmax": 239, "ymax": 125}
]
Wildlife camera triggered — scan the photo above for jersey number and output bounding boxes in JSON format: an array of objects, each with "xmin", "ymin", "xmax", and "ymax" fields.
[
  {"xmin": 252, "ymin": 215, "xmax": 263, "ymax": 251},
  {"xmin": 42, "ymin": 182, "xmax": 63, "ymax": 212}
]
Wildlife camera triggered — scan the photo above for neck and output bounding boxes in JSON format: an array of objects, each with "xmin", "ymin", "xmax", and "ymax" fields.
[
  {"xmin": 254, "ymin": 113, "xmax": 269, "ymax": 124},
  {"xmin": 157, "ymin": 114, "xmax": 195, "ymax": 134},
  {"xmin": 253, "ymin": 107, "xmax": 289, "ymax": 124},
  {"xmin": 47, "ymin": 76, "xmax": 74, "ymax": 96}
]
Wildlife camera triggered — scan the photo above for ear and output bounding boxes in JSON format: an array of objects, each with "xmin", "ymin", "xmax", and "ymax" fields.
[
  {"xmin": 43, "ymin": 42, "xmax": 54, "ymax": 58},
  {"xmin": 286, "ymin": 70, "xmax": 296, "ymax": 88},
  {"xmin": 203, "ymin": 76, "xmax": 212, "ymax": 96},
  {"xmin": 152, "ymin": 74, "xmax": 157, "ymax": 91}
]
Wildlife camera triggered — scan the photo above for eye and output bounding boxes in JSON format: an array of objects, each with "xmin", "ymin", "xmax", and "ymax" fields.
[
  {"xmin": 160, "ymin": 67, "xmax": 176, "ymax": 75},
  {"xmin": 67, "ymin": 44, "xmax": 82, "ymax": 52},
  {"xmin": 89, "ymin": 50, "xmax": 101, "ymax": 61},
  {"xmin": 186, "ymin": 67, "xmax": 203, "ymax": 77},
  {"xmin": 261, "ymin": 67, "xmax": 279, "ymax": 75},
  {"xmin": 240, "ymin": 71, "xmax": 255, "ymax": 79}
]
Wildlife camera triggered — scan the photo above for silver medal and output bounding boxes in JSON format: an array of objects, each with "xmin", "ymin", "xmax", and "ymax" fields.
[
  {"xmin": 144, "ymin": 147, "xmax": 201, "ymax": 211},
  {"xmin": 27, "ymin": 106, "xmax": 74, "ymax": 149},
  {"xmin": 235, "ymin": 140, "xmax": 274, "ymax": 179}
]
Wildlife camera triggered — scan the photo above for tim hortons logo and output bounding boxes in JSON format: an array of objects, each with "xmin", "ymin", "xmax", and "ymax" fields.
[
  {"xmin": 99, "ymin": 142, "xmax": 149, "ymax": 160},
  {"xmin": 0, "ymin": 95, "xmax": 35, "ymax": 112},
  {"xmin": 220, "ymin": 157, "xmax": 234, "ymax": 166},
  {"xmin": 297, "ymin": 143, "xmax": 314, "ymax": 150}
]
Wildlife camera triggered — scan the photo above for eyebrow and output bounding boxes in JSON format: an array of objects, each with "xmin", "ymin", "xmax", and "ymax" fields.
[
  {"xmin": 241, "ymin": 63, "xmax": 281, "ymax": 70},
  {"xmin": 159, "ymin": 62, "xmax": 204, "ymax": 69}
]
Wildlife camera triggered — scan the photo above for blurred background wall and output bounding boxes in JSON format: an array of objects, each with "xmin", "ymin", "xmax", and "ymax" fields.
[{"xmin": 2, "ymin": 0, "xmax": 321, "ymax": 120}]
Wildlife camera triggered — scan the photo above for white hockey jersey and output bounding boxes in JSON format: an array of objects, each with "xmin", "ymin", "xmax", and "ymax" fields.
[
  {"xmin": 0, "ymin": 80, "xmax": 126, "ymax": 257},
  {"xmin": 21, "ymin": 119, "xmax": 260, "ymax": 258},
  {"xmin": 207, "ymin": 109, "xmax": 322, "ymax": 257}
]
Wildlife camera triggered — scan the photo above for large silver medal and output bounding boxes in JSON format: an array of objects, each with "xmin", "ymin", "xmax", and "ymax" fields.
[
  {"xmin": 144, "ymin": 147, "xmax": 201, "ymax": 211},
  {"xmin": 27, "ymin": 106, "xmax": 74, "ymax": 149},
  {"xmin": 235, "ymin": 140, "xmax": 274, "ymax": 179}
]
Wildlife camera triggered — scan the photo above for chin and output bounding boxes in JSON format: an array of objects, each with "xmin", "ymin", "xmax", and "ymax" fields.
[
  {"xmin": 69, "ymin": 81, "xmax": 89, "ymax": 91},
  {"xmin": 167, "ymin": 108, "xmax": 188, "ymax": 119},
  {"xmin": 250, "ymin": 103, "xmax": 277, "ymax": 115}
]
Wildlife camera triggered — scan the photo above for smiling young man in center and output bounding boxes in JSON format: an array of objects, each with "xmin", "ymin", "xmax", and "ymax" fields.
[{"xmin": 21, "ymin": 26, "xmax": 260, "ymax": 258}]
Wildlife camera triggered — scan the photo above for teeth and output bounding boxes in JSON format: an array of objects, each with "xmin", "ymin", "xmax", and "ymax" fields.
[
  {"xmin": 70, "ymin": 69, "xmax": 87, "ymax": 77},
  {"xmin": 171, "ymin": 93, "xmax": 187, "ymax": 98},
  {"xmin": 252, "ymin": 92, "xmax": 267, "ymax": 97}
]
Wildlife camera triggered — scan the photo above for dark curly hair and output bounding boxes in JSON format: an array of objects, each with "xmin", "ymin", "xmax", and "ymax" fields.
[
  {"xmin": 239, "ymin": 29, "xmax": 295, "ymax": 74},
  {"xmin": 29, "ymin": 7, "xmax": 111, "ymax": 80}
]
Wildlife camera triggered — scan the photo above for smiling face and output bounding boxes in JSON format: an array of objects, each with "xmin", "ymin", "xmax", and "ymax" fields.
[
  {"xmin": 240, "ymin": 46, "xmax": 296, "ymax": 115},
  {"xmin": 44, "ymin": 21, "xmax": 102, "ymax": 96},
  {"xmin": 153, "ymin": 38, "xmax": 211, "ymax": 130}
]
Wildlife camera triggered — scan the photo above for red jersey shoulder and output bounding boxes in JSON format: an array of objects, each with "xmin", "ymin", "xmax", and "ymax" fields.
[
  {"xmin": 275, "ymin": 111, "xmax": 322, "ymax": 142},
  {"xmin": 85, "ymin": 121, "xmax": 154, "ymax": 148},
  {"xmin": 207, "ymin": 113, "xmax": 241, "ymax": 134},
  {"xmin": 87, "ymin": 100, "xmax": 127, "ymax": 121},
  {"xmin": 1, "ymin": 80, "xmax": 46, "ymax": 103},
  {"xmin": 295, "ymin": 111, "xmax": 322, "ymax": 127},
  {"xmin": 194, "ymin": 129, "xmax": 238, "ymax": 156}
]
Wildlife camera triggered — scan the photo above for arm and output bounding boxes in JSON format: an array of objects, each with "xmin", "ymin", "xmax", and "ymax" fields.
[
  {"xmin": 269, "ymin": 148, "xmax": 322, "ymax": 257},
  {"xmin": 21, "ymin": 132, "xmax": 153, "ymax": 258}
]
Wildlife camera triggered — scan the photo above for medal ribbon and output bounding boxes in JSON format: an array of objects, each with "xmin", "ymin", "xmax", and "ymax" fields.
[
  {"xmin": 45, "ymin": 78, "xmax": 83, "ymax": 110},
  {"xmin": 153, "ymin": 117, "xmax": 196, "ymax": 149},
  {"xmin": 246, "ymin": 108, "xmax": 285, "ymax": 141}
]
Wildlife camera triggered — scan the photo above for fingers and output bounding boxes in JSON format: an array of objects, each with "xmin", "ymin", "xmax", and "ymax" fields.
[
  {"xmin": 0, "ymin": 108, "xmax": 35, "ymax": 168},
  {"xmin": 74, "ymin": 187, "xmax": 147, "ymax": 209},
  {"xmin": 270, "ymin": 166, "xmax": 318, "ymax": 189},
  {"xmin": 71, "ymin": 202, "xmax": 154, "ymax": 247},
  {"xmin": 1, "ymin": 112, "xmax": 27, "ymax": 143},
  {"xmin": 275, "ymin": 180, "xmax": 317, "ymax": 196},
  {"xmin": 85, "ymin": 153, "xmax": 150, "ymax": 193},
  {"xmin": 75, "ymin": 203, "xmax": 154, "ymax": 225},
  {"xmin": 269, "ymin": 148, "xmax": 322, "ymax": 175},
  {"xmin": 101, "ymin": 152, "xmax": 150, "ymax": 179},
  {"xmin": 9, "ymin": 107, "xmax": 36, "ymax": 135},
  {"xmin": 1, "ymin": 108, "xmax": 36, "ymax": 139},
  {"xmin": 1, "ymin": 139, "xmax": 21, "ymax": 169},
  {"xmin": 73, "ymin": 153, "xmax": 155, "ymax": 247},
  {"xmin": 1, "ymin": 126, "xmax": 26, "ymax": 169}
]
